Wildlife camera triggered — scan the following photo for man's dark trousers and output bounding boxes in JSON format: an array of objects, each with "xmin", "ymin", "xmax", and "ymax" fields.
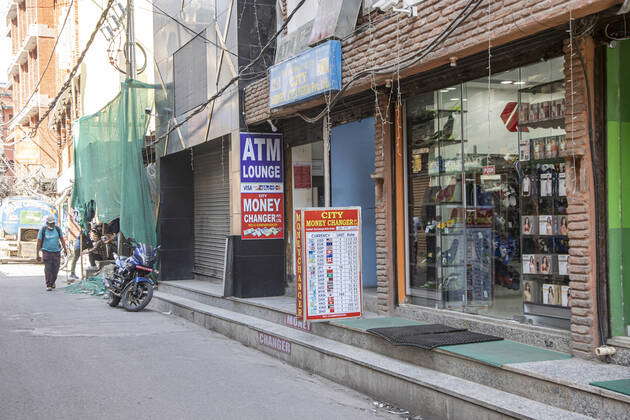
[{"xmin": 42, "ymin": 250, "xmax": 61, "ymax": 287}]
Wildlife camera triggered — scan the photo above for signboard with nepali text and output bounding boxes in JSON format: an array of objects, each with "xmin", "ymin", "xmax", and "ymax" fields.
[
  {"xmin": 240, "ymin": 133, "xmax": 284, "ymax": 239},
  {"xmin": 294, "ymin": 207, "xmax": 362, "ymax": 321},
  {"xmin": 268, "ymin": 40, "xmax": 342, "ymax": 109}
]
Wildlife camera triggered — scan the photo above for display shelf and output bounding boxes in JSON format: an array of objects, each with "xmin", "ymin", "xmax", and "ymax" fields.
[
  {"xmin": 419, "ymin": 202, "xmax": 464, "ymax": 207},
  {"xmin": 521, "ymin": 233, "xmax": 569, "ymax": 238},
  {"xmin": 408, "ymin": 287, "xmax": 441, "ymax": 300},
  {"xmin": 523, "ymin": 302, "xmax": 571, "ymax": 319},
  {"xmin": 522, "ymin": 273, "xmax": 570, "ymax": 280},
  {"xmin": 519, "ymin": 118, "xmax": 565, "ymax": 129},
  {"xmin": 429, "ymin": 168, "xmax": 482, "ymax": 177},
  {"xmin": 521, "ymin": 156, "xmax": 566, "ymax": 165},
  {"xmin": 518, "ymin": 79, "xmax": 564, "ymax": 95},
  {"xmin": 416, "ymin": 138, "xmax": 465, "ymax": 147}
]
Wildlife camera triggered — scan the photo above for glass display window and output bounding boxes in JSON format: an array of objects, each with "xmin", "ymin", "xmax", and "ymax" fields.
[
  {"xmin": 291, "ymin": 142, "xmax": 325, "ymax": 209},
  {"xmin": 405, "ymin": 56, "xmax": 569, "ymax": 329}
]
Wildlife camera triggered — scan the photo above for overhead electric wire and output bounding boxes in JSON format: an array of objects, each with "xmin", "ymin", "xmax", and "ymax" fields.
[
  {"xmin": 297, "ymin": 0, "xmax": 484, "ymax": 124},
  {"xmin": 155, "ymin": 0, "xmax": 308, "ymax": 143},
  {"xmin": 1, "ymin": 0, "xmax": 75, "ymax": 129}
]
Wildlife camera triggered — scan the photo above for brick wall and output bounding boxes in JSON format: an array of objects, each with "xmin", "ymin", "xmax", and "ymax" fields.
[
  {"xmin": 374, "ymin": 89, "xmax": 395, "ymax": 313},
  {"xmin": 563, "ymin": 36, "xmax": 601, "ymax": 358},
  {"xmin": 244, "ymin": 0, "xmax": 620, "ymax": 125}
]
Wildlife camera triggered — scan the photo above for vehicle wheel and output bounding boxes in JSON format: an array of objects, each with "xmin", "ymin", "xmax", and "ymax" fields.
[
  {"xmin": 121, "ymin": 281, "xmax": 153, "ymax": 312},
  {"xmin": 107, "ymin": 291, "xmax": 121, "ymax": 307}
]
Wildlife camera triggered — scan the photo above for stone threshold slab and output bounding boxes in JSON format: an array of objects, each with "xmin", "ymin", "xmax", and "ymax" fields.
[{"xmin": 153, "ymin": 291, "xmax": 592, "ymax": 420}]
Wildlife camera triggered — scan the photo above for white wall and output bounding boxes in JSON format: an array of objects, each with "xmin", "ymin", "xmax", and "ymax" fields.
[{"xmin": 79, "ymin": 0, "xmax": 154, "ymax": 116}]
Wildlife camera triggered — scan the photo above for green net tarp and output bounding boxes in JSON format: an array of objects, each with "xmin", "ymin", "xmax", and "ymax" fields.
[
  {"xmin": 64, "ymin": 277, "xmax": 106, "ymax": 296},
  {"xmin": 72, "ymin": 79, "xmax": 156, "ymax": 245}
]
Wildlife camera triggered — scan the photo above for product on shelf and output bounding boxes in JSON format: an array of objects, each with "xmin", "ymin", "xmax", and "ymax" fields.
[
  {"xmin": 540, "ymin": 101, "xmax": 551, "ymax": 121},
  {"xmin": 523, "ymin": 254, "xmax": 538, "ymax": 274},
  {"xmin": 558, "ymin": 254, "xmax": 569, "ymax": 276},
  {"xmin": 540, "ymin": 170, "xmax": 553, "ymax": 197},
  {"xmin": 561, "ymin": 285, "xmax": 570, "ymax": 307},
  {"xmin": 519, "ymin": 102, "xmax": 530, "ymax": 124},
  {"xmin": 521, "ymin": 215, "xmax": 538, "ymax": 235},
  {"xmin": 542, "ymin": 283, "xmax": 561, "ymax": 305},
  {"xmin": 553, "ymin": 98, "xmax": 566, "ymax": 119},
  {"xmin": 538, "ymin": 215, "xmax": 556, "ymax": 236},
  {"xmin": 519, "ymin": 139, "xmax": 530, "ymax": 161},
  {"xmin": 522, "ymin": 174, "xmax": 533, "ymax": 197},
  {"xmin": 539, "ymin": 254, "xmax": 553, "ymax": 275},
  {"xmin": 545, "ymin": 136, "xmax": 559, "ymax": 158},
  {"xmin": 529, "ymin": 103, "xmax": 539, "ymax": 122},
  {"xmin": 558, "ymin": 169, "xmax": 567, "ymax": 197},
  {"xmin": 532, "ymin": 138, "xmax": 545, "ymax": 160},
  {"xmin": 523, "ymin": 280, "xmax": 540, "ymax": 303},
  {"xmin": 558, "ymin": 215, "xmax": 568, "ymax": 236}
]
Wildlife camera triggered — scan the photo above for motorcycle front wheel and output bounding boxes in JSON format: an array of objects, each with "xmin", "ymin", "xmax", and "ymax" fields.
[
  {"xmin": 107, "ymin": 291, "xmax": 121, "ymax": 307},
  {"xmin": 121, "ymin": 281, "xmax": 153, "ymax": 312}
]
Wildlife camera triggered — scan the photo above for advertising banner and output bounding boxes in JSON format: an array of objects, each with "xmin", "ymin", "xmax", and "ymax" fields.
[
  {"xmin": 268, "ymin": 40, "xmax": 342, "ymax": 109},
  {"xmin": 240, "ymin": 133, "xmax": 284, "ymax": 239},
  {"xmin": 294, "ymin": 210, "xmax": 304, "ymax": 319},
  {"xmin": 241, "ymin": 193, "xmax": 284, "ymax": 239},
  {"xmin": 294, "ymin": 207, "xmax": 362, "ymax": 321}
]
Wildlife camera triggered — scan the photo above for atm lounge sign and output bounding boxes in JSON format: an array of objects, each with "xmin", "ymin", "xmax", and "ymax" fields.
[{"xmin": 240, "ymin": 133, "xmax": 285, "ymax": 240}]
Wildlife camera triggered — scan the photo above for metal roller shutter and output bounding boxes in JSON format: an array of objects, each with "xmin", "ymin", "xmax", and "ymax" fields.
[{"xmin": 193, "ymin": 140, "xmax": 230, "ymax": 280}]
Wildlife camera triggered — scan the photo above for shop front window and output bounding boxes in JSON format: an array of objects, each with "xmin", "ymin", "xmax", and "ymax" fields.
[
  {"xmin": 406, "ymin": 57, "xmax": 569, "ymax": 328},
  {"xmin": 291, "ymin": 142, "xmax": 325, "ymax": 209}
]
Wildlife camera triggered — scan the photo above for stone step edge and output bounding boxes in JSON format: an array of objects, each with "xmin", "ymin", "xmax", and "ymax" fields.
[
  {"xmin": 158, "ymin": 280, "xmax": 372, "ymax": 316},
  {"xmin": 157, "ymin": 281, "xmax": 630, "ymax": 405},
  {"xmin": 153, "ymin": 291, "xmax": 592, "ymax": 420}
]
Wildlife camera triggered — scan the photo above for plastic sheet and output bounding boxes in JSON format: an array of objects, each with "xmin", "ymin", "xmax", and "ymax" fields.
[
  {"xmin": 64, "ymin": 277, "xmax": 106, "ymax": 296},
  {"xmin": 71, "ymin": 79, "xmax": 156, "ymax": 245}
]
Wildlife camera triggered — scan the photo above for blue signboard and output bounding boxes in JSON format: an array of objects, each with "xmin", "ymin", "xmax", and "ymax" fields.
[
  {"xmin": 269, "ymin": 40, "xmax": 342, "ymax": 109},
  {"xmin": 240, "ymin": 133, "xmax": 284, "ymax": 186}
]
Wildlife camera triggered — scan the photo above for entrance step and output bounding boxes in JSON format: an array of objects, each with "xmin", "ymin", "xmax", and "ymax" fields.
[
  {"xmin": 151, "ymin": 291, "xmax": 591, "ymax": 420},
  {"xmin": 154, "ymin": 280, "xmax": 630, "ymax": 419}
]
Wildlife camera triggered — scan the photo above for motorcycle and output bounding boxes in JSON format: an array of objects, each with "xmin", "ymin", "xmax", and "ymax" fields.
[{"xmin": 104, "ymin": 240, "xmax": 159, "ymax": 312}]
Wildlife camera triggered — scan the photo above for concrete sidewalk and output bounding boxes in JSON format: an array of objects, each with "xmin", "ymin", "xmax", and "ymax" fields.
[{"xmin": 0, "ymin": 269, "xmax": 406, "ymax": 420}]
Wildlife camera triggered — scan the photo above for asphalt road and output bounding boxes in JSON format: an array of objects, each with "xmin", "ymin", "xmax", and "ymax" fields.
[{"xmin": 0, "ymin": 265, "xmax": 405, "ymax": 420}]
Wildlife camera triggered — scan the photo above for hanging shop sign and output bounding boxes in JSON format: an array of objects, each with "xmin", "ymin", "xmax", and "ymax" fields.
[
  {"xmin": 268, "ymin": 40, "xmax": 342, "ymax": 109},
  {"xmin": 240, "ymin": 133, "xmax": 284, "ymax": 239},
  {"xmin": 294, "ymin": 207, "xmax": 362, "ymax": 321}
]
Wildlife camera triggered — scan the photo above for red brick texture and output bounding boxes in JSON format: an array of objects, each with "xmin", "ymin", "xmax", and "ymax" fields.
[
  {"xmin": 244, "ymin": 0, "xmax": 620, "ymax": 125},
  {"xmin": 563, "ymin": 36, "xmax": 601, "ymax": 358},
  {"xmin": 374, "ymin": 90, "xmax": 396, "ymax": 313}
]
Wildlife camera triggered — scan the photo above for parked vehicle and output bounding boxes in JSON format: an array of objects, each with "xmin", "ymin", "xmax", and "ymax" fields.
[
  {"xmin": 103, "ymin": 240, "xmax": 159, "ymax": 312},
  {"xmin": 0, "ymin": 196, "xmax": 57, "ymax": 263}
]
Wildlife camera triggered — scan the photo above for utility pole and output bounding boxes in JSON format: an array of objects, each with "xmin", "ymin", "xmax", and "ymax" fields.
[{"xmin": 126, "ymin": 0, "xmax": 136, "ymax": 79}]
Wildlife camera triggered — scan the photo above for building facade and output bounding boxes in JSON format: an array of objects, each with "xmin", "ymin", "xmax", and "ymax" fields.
[
  {"xmin": 242, "ymin": 0, "xmax": 630, "ymax": 363},
  {"xmin": 0, "ymin": 83, "xmax": 14, "ymax": 180},
  {"xmin": 154, "ymin": 0, "xmax": 280, "ymax": 283},
  {"xmin": 4, "ymin": 0, "xmax": 59, "ymax": 176}
]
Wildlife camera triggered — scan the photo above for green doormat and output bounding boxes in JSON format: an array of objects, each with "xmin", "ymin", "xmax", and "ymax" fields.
[
  {"xmin": 439, "ymin": 339, "xmax": 572, "ymax": 367},
  {"xmin": 590, "ymin": 379, "xmax": 630, "ymax": 396},
  {"xmin": 331, "ymin": 317, "xmax": 423, "ymax": 332}
]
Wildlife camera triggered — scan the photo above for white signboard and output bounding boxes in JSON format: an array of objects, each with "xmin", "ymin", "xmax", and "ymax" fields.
[{"xmin": 294, "ymin": 207, "xmax": 362, "ymax": 321}]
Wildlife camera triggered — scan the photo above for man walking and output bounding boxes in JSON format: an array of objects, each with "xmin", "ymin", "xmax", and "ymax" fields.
[{"xmin": 36, "ymin": 216, "xmax": 68, "ymax": 291}]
